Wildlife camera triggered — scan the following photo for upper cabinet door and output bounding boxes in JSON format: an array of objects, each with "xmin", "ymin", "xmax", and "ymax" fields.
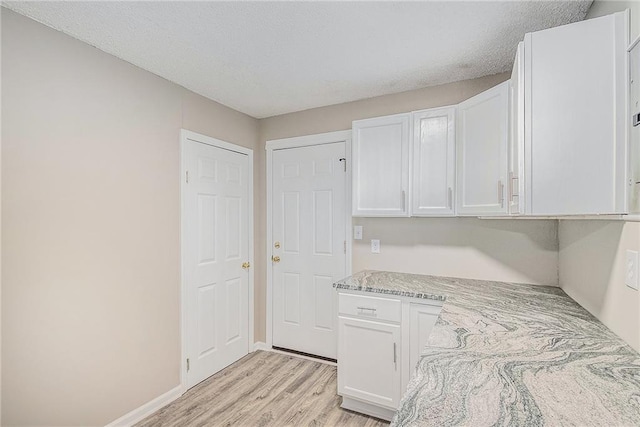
[
  {"xmin": 411, "ymin": 107, "xmax": 456, "ymax": 216},
  {"xmin": 352, "ymin": 114, "xmax": 411, "ymax": 217},
  {"xmin": 524, "ymin": 12, "xmax": 628, "ymax": 215},
  {"xmin": 509, "ymin": 42, "xmax": 525, "ymax": 215},
  {"xmin": 456, "ymin": 81, "xmax": 509, "ymax": 216}
]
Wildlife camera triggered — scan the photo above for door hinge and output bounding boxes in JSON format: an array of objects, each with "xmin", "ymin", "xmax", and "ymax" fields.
[
  {"xmin": 186, "ymin": 358, "xmax": 190, "ymax": 372},
  {"xmin": 339, "ymin": 158, "xmax": 346, "ymax": 172},
  {"xmin": 186, "ymin": 171, "xmax": 189, "ymax": 183}
]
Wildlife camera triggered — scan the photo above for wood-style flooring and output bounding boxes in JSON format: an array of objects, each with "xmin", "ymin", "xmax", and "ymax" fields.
[{"xmin": 136, "ymin": 350, "xmax": 389, "ymax": 427}]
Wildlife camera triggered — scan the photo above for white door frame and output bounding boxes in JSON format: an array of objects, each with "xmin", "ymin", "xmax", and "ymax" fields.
[
  {"xmin": 180, "ymin": 129, "xmax": 254, "ymax": 391},
  {"xmin": 265, "ymin": 130, "xmax": 352, "ymax": 349}
]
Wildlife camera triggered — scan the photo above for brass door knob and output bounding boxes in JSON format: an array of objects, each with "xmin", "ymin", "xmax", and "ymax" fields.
[
  {"xmin": 242, "ymin": 262, "xmax": 250, "ymax": 269},
  {"xmin": 272, "ymin": 256, "xmax": 281, "ymax": 263}
]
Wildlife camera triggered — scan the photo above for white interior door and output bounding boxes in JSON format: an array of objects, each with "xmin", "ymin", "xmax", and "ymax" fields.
[
  {"xmin": 272, "ymin": 142, "xmax": 347, "ymax": 359},
  {"xmin": 184, "ymin": 139, "xmax": 249, "ymax": 388}
]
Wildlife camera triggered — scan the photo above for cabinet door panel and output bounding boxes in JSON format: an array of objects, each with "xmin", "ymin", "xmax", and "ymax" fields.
[
  {"xmin": 525, "ymin": 12, "xmax": 627, "ymax": 215},
  {"xmin": 412, "ymin": 107, "xmax": 456, "ymax": 216},
  {"xmin": 408, "ymin": 303, "xmax": 441, "ymax": 379},
  {"xmin": 352, "ymin": 114, "xmax": 410, "ymax": 216},
  {"xmin": 337, "ymin": 317, "xmax": 401, "ymax": 409},
  {"xmin": 456, "ymin": 82, "xmax": 509, "ymax": 215}
]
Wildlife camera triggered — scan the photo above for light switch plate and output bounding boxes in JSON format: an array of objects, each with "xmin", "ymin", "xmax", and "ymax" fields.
[
  {"xmin": 354, "ymin": 226, "xmax": 363, "ymax": 240},
  {"xmin": 626, "ymin": 250, "xmax": 639, "ymax": 290},
  {"xmin": 371, "ymin": 239, "xmax": 380, "ymax": 254}
]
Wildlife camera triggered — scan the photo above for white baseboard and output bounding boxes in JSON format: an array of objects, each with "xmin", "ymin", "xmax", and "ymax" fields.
[
  {"xmin": 105, "ymin": 385, "xmax": 183, "ymax": 427},
  {"xmin": 253, "ymin": 341, "xmax": 270, "ymax": 351}
]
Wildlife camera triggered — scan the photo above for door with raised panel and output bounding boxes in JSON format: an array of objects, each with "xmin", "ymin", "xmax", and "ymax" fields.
[
  {"xmin": 352, "ymin": 114, "xmax": 410, "ymax": 216},
  {"xmin": 338, "ymin": 316, "xmax": 401, "ymax": 409},
  {"xmin": 272, "ymin": 142, "xmax": 347, "ymax": 359},
  {"xmin": 184, "ymin": 139, "xmax": 249, "ymax": 389},
  {"xmin": 456, "ymin": 81, "xmax": 509, "ymax": 215},
  {"xmin": 411, "ymin": 107, "xmax": 456, "ymax": 216}
]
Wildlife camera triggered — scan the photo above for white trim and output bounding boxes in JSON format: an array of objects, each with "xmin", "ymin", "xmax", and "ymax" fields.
[
  {"xmin": 265, "ymin": 130, "xmax": 353, "ymax": 350},
  {"xmin": 266, "ymin": 130, "xmax": 352, "ymax": 151},
  {"xmin": 180, "ymin": 129, "xmax": 254, "ymax": 392},
  {"xmin": 253, "ymin": 341, "xmax": 270, "ymax": 351},
  {"xmin": 104, "ymin": 385, "xmax": 182, "ymax": 427}
]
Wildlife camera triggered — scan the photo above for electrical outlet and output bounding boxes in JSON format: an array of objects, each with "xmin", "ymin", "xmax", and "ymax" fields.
[
  {"xmin": 371, "ymin": 239, "xmax": 380, "ymax": 254},
  {"xmin": 354, "ymin": 226, "xmax": 363, "ymax": 240},
  {"xmin": 626, "ymin": 250, "xmax": 639, "ymax": 290}
]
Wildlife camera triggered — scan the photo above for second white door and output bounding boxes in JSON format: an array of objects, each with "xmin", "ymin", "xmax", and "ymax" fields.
[
  {"xmin": 184, "ymin": 138, "xmax": 250, "ymax": 388},
  {"xmin": 272, "ymin": 142, "xmax": 347, "ymax": 359}
]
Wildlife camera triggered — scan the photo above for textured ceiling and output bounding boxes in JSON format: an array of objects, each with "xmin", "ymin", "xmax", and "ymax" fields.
[{"xmin": 4, "ymin": 1, "xmax": 592, "ymax": 118}]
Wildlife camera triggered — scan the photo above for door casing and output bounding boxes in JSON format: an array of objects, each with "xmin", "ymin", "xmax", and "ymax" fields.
[
  {"xmin": 265, "ymin": 130, "xmax": 352, "ymax": 349},
  {"xmin": 180, "ymin": 129, "xmax": 254, "ymax": 391}
]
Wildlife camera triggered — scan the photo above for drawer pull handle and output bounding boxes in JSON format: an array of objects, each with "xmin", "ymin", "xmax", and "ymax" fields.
[{"xmin": 356, "ymin": 306, "xmax": 377, "ymax": 313}]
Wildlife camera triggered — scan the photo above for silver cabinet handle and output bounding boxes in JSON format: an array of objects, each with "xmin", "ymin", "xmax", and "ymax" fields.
[
  {"xmin": 393, "ymin": 342, "xmax": 397, "ymax": 369},
  {"xmin": 401, "ymin": 190, "xmax": 406, "ymax": 209},
  {"xmin": 498, "ymin": 180, "xmax": 505, "ymax": 208},
  {"xmin": 357, "ymin": 306, "xmax": 377, "ymax": 312},
  {"xmin": 448, "ymin": 187, "xmax": 453, "ymax": 210}
]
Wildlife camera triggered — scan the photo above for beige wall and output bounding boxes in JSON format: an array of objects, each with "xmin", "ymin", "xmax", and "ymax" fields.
[
  {"xmin": 353, "ymin": 218, "xmax": 558, "ymax": 286},
  {"xmin": 559, "ymin": 221, "xmax": 640, "ymax": 351},
  {"xmin": 258, "ymin": 74, "xmax": 561, "ymax": 339},
  {"xmin": 1, "ymin": 9, "xmax": 259, "ymax": 427}
]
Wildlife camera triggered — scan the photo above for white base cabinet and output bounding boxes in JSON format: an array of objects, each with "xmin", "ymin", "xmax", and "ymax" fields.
[{"xmin": 337, "ymin": 291, "xmax": 443, "ymax": 421}]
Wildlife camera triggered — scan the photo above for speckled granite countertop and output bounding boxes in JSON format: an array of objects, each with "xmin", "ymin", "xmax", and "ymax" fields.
[{"xmin": 334, "ymin": 270, "xmax": 640, "ymax": 426}]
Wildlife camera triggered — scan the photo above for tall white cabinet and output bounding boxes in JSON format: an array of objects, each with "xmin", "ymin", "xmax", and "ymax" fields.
[
  {"xmin": 509, "ymin": 42, "xmax": 525, "ymax": 215},
  {"xmin": 411, "ymin": 107, "xmax": 456, "ymax": 216},
  {"xmin": 352, "ymin": 114, "xmax": 411, "ymax": 216},
  {"xmin": 522, "ymin": 12, "xmax": 628, "ymax": 215},
  {"xmin": 456, "ymin": 81, "xmax": 509, "ymax": 216}
]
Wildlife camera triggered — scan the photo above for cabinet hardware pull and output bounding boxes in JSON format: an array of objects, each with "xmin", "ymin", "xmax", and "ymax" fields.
[
  {"xmin": 448, "ymin": 187, "xmax": 453, "ymax": 209},
  {"xmin": 498, "ymin": 180, "xmax": 505, "ymax": 208},
  {"xmin": 356, "ymin": 306, "xmax": 377, "ymax": 312},
  {"xmin": 393, "ymin": 342, "xmax": 397, "ymax": 368},
  {"xmin": 509, "ymin": 172, "xmax": 519, "ymax": 200},
  {"xmin": 402, "ymin": 190, "xmax": 406, "ymax": 209}
]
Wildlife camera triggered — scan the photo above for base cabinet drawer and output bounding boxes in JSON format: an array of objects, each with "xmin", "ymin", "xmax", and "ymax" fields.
[
  {"xmin": 337, "ymin": 316, "xmax": 401, "ymax": 411},
  {"xmin": 338, "ymin": 293, "xmax": 401, "ymax": 323}
]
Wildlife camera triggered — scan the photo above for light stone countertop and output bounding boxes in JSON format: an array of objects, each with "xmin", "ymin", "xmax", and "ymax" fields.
[{"xmin": 333, "ymin": 270, "xmax": 640, "ymax": 427}]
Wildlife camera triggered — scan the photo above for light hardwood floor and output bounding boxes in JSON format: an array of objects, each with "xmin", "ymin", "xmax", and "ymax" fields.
[{"xmin": 136, "ymin": 350, "xmax": 389, "ymax": 427}]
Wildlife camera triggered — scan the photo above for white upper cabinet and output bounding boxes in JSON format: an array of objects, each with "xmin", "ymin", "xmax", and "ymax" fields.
[
  {"xmin": 352, "ymin": 114, "xmax": 411, "ymax": 217},
  {"xmin": 411, "ymin": 107, "xmax": 456, "ymax": 216},
  {"xmin": 509, "ymin": 42, "xmax": 525, "ymax": 215},
  {"xmin": 523, "ymin": 12, "xmax": 628, "ymax": 215},
  {"xmin": 456, "ymin": 81, "xmax": 509, "ymax": 216}
]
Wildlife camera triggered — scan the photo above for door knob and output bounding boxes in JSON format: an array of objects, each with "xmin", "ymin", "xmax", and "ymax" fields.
[
  {"xmin": 242, "ymin": 262, "xmax": 250, "ymax": 269},
  {"xmin": 274, "ymin": 241, "xmax": 281, "ymax": 249},
  {"xmin": 272, "ymin": 256, "xmax": 281, "ymax": 263}
]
